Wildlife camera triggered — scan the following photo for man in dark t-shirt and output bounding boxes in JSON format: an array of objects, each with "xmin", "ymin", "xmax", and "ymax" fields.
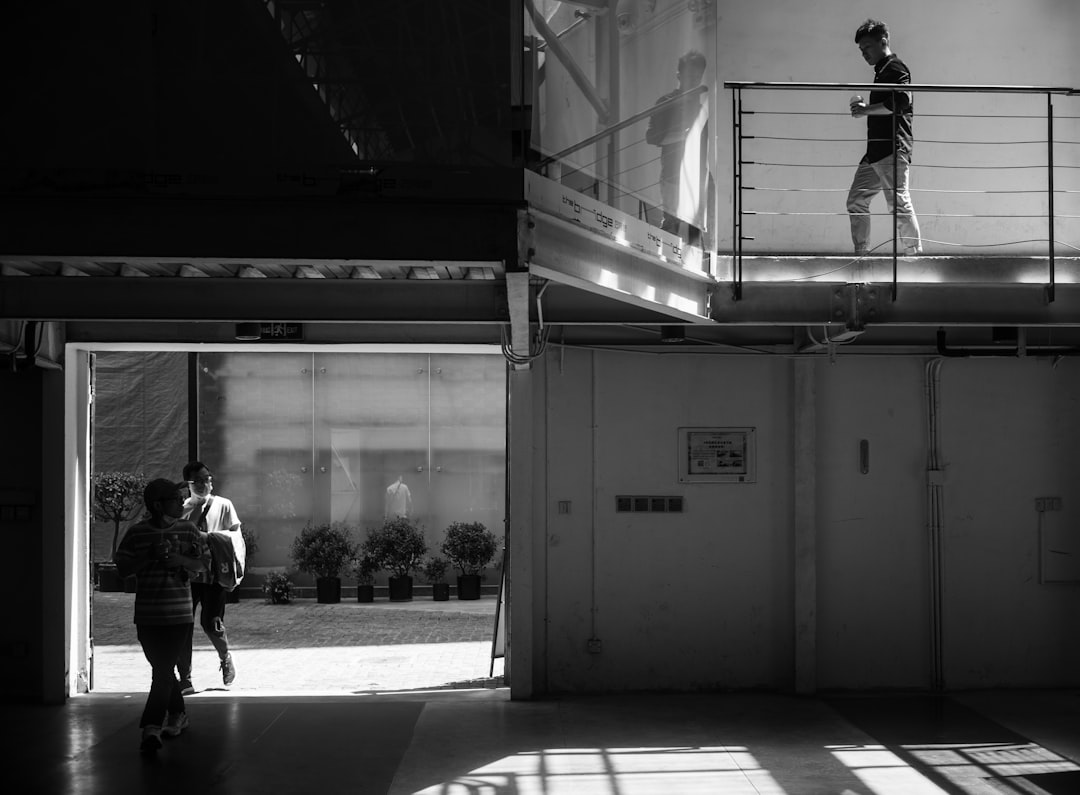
[{"xmin": 846, "ymin": 19, "xmax": 922, "ymax": 256}]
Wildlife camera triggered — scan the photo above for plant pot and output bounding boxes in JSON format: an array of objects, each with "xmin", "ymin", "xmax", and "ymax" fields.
[
  {"xmin": 356, "ymin": 584, "xmax": 374, "ymax": 603},
  {"xmin": 456, "ymin": 574, "xmax": 481, "ymax": 600},
  {"xmin": 388, "ymin": 575, "xmax": 413, "ymax": 602},
  {"xmin": 432, "ymin": 582, "xmax": 450, "ymax": 601},
  {"xmin": 315, "ymin": 576, "xmax": 341, "ymax": 604}
]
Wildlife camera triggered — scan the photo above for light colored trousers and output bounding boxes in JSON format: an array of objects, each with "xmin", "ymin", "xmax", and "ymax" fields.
[{"xmin": 847, "ymin": 154, "xmax": 922, "ymax": 253}]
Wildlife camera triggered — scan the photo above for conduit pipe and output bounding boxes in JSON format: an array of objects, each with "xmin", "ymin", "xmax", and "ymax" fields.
[
  {"xmin": 936, "ymin": 328, "xmax": 1080, "ymax": 358},
  {"xmin": 925, "ymin": 358, "xmax": 945, "ymax": 691}
]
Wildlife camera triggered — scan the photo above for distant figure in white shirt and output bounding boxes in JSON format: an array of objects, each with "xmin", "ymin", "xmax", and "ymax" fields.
[
  {"xmin": 176, "ymin": 461, "xmax": 240, "ymax": 693},
  {"xmin": 385, "ymin": 475, "xmax": 413, "ymax": 518}
]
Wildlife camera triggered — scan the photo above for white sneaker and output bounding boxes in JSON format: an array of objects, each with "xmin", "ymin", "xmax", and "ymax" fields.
[
  {"xmin": 904, "ymin": 246, "xmax": 922, "ymax": 256},
  {"xmin": 140, "ymin": 725, "xmax": 163, "ymax": 753},
  {"xmin": 163, "ymin": 711, "xmax": 190, "ymax": 738}
]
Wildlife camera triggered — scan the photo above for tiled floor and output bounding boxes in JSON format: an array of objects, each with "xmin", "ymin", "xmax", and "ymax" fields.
[
  {"xmin": 12, "ymin": 688, "xmax": 1080, "ymax": 794},
  {"xmin": 15, "ymin": 594, "xmax": 1080, "ymax": 793}
]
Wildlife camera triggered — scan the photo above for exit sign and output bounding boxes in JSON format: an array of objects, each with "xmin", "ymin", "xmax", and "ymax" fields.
[{"xmin": 260, "ymin": 323, "xmax": 304, "ymax": 341}]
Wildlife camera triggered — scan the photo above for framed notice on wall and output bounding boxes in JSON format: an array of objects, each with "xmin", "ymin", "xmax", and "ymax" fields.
[{"xmin": 677, "ymin": 427, "xmax": 756, "ymax": 483}]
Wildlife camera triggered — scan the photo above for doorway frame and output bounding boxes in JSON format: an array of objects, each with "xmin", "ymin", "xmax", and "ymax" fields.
[{"xmin": 64, "ymin": 341, "xmax": 518, "ymax": 698}]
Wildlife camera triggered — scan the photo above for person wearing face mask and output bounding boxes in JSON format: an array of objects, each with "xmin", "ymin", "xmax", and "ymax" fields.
[
  {"xmin": 114, "ymin": 479, "xmax": 209, "ymax": 753},
  {"xmin": 176, "ymin": 460, "xmax": 241, "ymax": 694}
]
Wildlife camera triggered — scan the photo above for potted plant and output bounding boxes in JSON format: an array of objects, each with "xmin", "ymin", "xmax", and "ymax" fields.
[
  {"xmin": 441, "ymin": 521, "xmax": 498, "ymax": 600},
  {"xmin": 351, "ymin": 554, "xmax": 379, "ymax": 603},
  {"xmin": 420, "ymin": 557, "xmax": 450, "ymax": 601},
  {"xmin": 91, "ymin": 471, "xmax": 147, "ymax": 592},
  {"xmin": 289, "ymin": 521, "xmax": 358, "ymax": 603},
  {"xmin": 361, "ymin": 516, "xmax": 428, "ymax": 601},
  {"xmin": 262, "ymin": 570, "xmax": 294, "ymax": 604}
]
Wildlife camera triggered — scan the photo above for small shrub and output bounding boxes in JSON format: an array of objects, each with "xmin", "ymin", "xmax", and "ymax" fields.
[
  {"xmin": 349, "ymin": 554, "xmax": 379, "ymax": 585},
  {"xmin": 263, "ymin": 571, "xmax": 294, "ymax": 604},
  {"xmin": 92, "ymin": 471, "xmax": 148, "ymax": 559},
  {"xmin": 290, "ymin": 521, "xmax": 358, "ymax": 579},
  {"xmin": 420, "ymin": 557, "xmax": 448, "ymax": 584},
  {"xmin": 361, "ymin": 516, "xmax": 428, "ymax": 578},
  {"xmin": 441, "ymin": 521, "xmax": 499, "ymax": 576}
]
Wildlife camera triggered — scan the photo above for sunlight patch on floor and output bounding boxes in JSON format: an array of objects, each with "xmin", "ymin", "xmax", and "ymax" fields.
[{"xmin": 409, "ymin": 746, "xmax": 787, "ymax": 795}]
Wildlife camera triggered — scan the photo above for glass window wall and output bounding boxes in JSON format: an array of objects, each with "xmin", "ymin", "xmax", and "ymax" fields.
[
  {"xmin": 524, "ymin": 0, "xmax": 720, "ymax": 248},
  {"xmin": 197, "ymin": 352, "xmax": 506, "ymax": 579}
]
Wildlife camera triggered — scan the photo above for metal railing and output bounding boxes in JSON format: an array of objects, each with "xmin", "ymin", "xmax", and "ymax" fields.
[{"xmin": 726, "ymin": 82, "xmax": 1078, "ymax": 300}]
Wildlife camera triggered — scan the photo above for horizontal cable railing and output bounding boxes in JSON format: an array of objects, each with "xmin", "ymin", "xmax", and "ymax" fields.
[{"xmin": 726, "ymin": 82, "xmax": 1079, "ymax": 300}]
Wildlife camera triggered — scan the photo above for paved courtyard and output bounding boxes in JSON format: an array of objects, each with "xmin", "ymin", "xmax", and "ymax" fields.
[{"xmin": 91, "ymin": 591, "xmax": 504, "ymax": 695}]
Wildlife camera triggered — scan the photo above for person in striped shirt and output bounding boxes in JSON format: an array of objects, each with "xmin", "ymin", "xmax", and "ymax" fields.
[{"xmin": 115, "ymin": 478, "xmax": 209, "ymax": 754}]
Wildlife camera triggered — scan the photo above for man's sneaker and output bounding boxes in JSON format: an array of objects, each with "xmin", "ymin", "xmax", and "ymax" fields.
[
  {"xmin": 139, "ymin": 725, "xmax": 163, "ymax": 754},
  {"xmin": 179, "ymin": 679, "xmax": 194, "ymax": 696},
  {"xmin": 220, "ymin": 653, "xmax": 236, "ymax": 686},
  {"xmin": 162, "ymin": 711, "xmax": 190, "ymax": 738},
  {"xmin": 904, "ymin": 246, "xmax": 922, "ymax": 256}
]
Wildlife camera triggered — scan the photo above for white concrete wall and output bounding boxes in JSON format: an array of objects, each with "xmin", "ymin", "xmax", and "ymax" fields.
[
  {"xmin": 814, "ymin": 356, "xmax": 931, "ymax": 689},
  {"xmin": 539, "ymin": 0, "xmax": 1080, "ymax": 254},
  {"xmin": 540, "ymin": 349, "xmax": 793, "ymax": 691},
  {"xmin": 533, "ymin": 349, "xmax": 1080, "ymax": 692},
  {"xmin": 939, "ymin": 358, "xmax": 1080, "ymax": 687}
]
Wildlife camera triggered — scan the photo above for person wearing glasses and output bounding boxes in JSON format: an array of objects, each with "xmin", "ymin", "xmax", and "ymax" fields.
[
  {"xmin": 176, "ymin": 460, "xmax": 241, "ymax": 693},
  {"xmin": 114, "ymin": 479, "xmax": 209, "ymax": 753}
]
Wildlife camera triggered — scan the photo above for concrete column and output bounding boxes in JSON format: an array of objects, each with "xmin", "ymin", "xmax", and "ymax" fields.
[
  {"xmin": 507, "ymin": 363, "xmax": 535, "ymax": 698},
  {"xmin": 42, "ymin": 366, "xmax": 66, "ymax": 703},
  {"xmin": 793, "ymin": 357, "xmax": 817, "ymax": 694}
]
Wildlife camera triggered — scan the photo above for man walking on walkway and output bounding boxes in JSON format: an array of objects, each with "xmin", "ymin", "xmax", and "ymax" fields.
[
  {"xmin": 847, "ymin": 19, "xmax": 922, "ymax": 256},
  {"xmin": 177, "ymin": 460, "xmax": 240, "ymax": 692}
]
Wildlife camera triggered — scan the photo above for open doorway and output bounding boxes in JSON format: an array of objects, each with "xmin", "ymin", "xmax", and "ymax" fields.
[{"xmin": 77, "ymin": 344, "xmax": 507, "ymax": 695}]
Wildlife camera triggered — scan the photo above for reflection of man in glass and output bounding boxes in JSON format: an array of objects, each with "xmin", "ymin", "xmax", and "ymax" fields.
[
  {"xmin": 646, "ymin": 50, "xmax": 708, "ymax": 235},
  {"xmin": 385, "ymin": 475, "xmax": 412, "ymax": 518}
]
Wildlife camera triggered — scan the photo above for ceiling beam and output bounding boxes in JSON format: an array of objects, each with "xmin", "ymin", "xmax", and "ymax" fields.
[
  {"xmin": 528, "ymin": 213, "xmax": 715, "ymax": 323},
  {"xmin": 0, "ymin": 278, "xmax": 506, "ymax": 323},
  {"xmin": 710, "ymin": 282, "xmax": 1080, "ymax": 327}
]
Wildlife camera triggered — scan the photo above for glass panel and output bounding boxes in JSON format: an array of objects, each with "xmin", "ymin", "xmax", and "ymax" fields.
[
  {"xmin": 193, "ymin": 351, "xmax": 507, "ymax": 575},
  {"xmin": 314, "ymin": 353, "xmax": 431, "ymax": 543},
  {"xmin": 524, "ymin": 1, "xmax": 720, "ymax": 247},
  {"xmin": 197, "ymin": 352, "xmax": 314, "ymax": 570},
  {"xmin": 429, "ymin": 354, "xmax": 507, "ymax": 566}
]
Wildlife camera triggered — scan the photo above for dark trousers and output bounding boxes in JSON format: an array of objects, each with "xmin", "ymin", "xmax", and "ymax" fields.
[
  {"xmin": 136, "ymin": 623, "xmax": 189, "ymax": 728},
  {"xmin": 178, "ymin": 581, "xmax": 230, "ymax": 680}
]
